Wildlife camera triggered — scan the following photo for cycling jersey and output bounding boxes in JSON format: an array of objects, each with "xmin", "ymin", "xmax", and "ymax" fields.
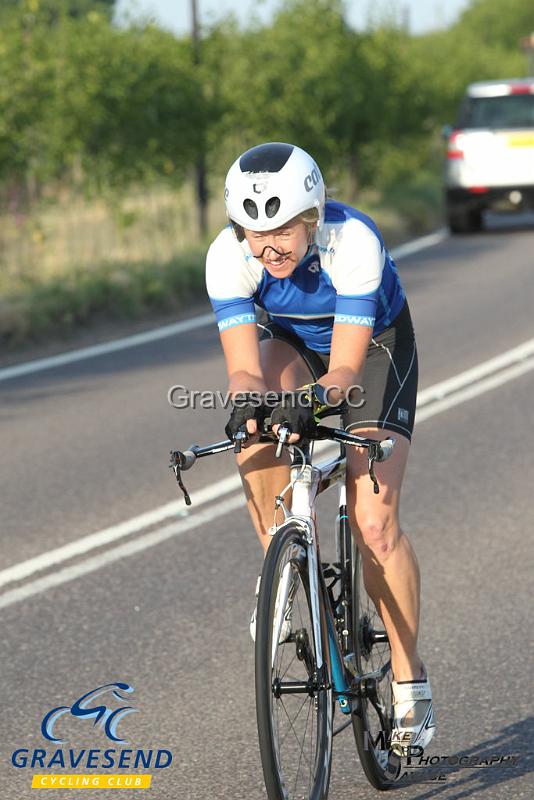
[{"xmin": 205, "ymin": 200, "xmax": 405, "ymax": 353}]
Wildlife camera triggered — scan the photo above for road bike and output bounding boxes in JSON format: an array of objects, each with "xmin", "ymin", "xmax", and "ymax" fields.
[{"xmin": 170, "ymin": 420, "xmax": 400, "ymax": 798}]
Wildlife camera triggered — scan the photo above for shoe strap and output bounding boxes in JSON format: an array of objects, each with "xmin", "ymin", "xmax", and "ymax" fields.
[{"xmin": 392, "ymin": 680, "xmax": 432, "ymax": 703}]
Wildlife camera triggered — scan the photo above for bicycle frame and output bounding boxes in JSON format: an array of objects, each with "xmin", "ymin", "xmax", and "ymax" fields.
[{"xmin": 270, "ymin": 444, "xmax": 354, "ymax": 716}]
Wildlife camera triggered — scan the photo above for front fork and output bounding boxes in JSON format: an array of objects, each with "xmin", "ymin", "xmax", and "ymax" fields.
[
  {"xmin": 304, "ymin": 536, "xmax": 352, "ymax": 716},
  {"xmin": 281, "ymin": 474, "xmax": 361, "ymax": 715},
  {"xmin": 331, "ymin": 484, "xmax": 354, "ymax": 714}
]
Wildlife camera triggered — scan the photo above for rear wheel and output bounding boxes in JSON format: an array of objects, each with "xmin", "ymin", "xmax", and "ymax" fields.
[
  {"xmin": 255, "ymin": 524, "xmax": 333, "ymax": 800},
  {"xmin": 349, "ymin": 539, "xmax": 399, "ymax": 789}
]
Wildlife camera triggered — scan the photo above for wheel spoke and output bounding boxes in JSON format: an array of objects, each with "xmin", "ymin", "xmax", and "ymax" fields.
[
  {"xmin": 292, "ymin": 697, "xmax": 313, "ymax": 797},
  {"xmin": 276, "ymin": 648, "xmax": 298, "ymax": 682},
  {"xmin": 277, "ymin": 694, "xmax": 312, "ymax": 754}
]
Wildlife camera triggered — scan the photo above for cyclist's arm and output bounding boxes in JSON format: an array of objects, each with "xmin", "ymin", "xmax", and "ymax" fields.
[
  {"xmin": 318, "ymin": 322, "xmax": 373, "ymax": 404},
  {"xmin": 220, "ymin": 323, "xmax": 267, "ymax": 397},
  {"xmin": 205, "ymin": 228, "xmax": 265, "ymax": 397},
  {"xmin": 319, "ymin": 216, "xmax": 384, "ymax": 403}
]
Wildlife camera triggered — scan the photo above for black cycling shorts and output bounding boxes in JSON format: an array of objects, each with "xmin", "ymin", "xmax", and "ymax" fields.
[{"xmin": 259, "ymin": 299, "xmax": 418, "ymax": 441}]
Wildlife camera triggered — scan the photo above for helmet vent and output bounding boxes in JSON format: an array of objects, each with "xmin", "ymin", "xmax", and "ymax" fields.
[
  {"xmin": 243, "ymin": 198, "xmax": 258, "ymax": 219},
  {"xmin": 265, "ymin": 197, "xmax": 280, "ymax": 218}
]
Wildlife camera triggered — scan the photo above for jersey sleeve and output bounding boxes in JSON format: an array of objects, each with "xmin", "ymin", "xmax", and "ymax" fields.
[
  {"xmin": 205, "ymin": 227, "xmax": 259, "ymax": 331},
  {"xmin": 329, "ymin": 218, "xmax": 386, "ymax": 328}
]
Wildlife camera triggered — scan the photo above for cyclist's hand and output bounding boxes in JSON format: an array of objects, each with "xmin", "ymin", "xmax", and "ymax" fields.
[
  {"xmin": 225, "ymin": 395, "xmax": 264, "ymax": 443},
  {"xmin": 270, "ymin": 392, "xmax": 316, "ymax": 443}
]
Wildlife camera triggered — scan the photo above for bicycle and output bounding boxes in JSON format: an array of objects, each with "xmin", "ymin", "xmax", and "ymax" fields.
[{"xmin": 170, "ymin": 417, "xmax": 401, "ymax": 798}]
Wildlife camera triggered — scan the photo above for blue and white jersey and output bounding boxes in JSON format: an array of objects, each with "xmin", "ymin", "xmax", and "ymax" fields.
[{"xmin": 205, "ymin": 200, "xmax": 405, "ymax": 353}]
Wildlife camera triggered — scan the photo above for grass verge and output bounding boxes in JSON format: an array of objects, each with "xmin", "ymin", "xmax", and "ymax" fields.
[
  {"xmin": 0, "ymin": 178, "xmax": 445, "ymax": 352},
  {"xmin": 0, "ymin": 248, "xmax": 206, "ymax": 350}
]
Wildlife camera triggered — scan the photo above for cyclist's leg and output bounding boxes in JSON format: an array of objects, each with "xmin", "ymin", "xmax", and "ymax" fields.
[
  {"xmin": 343, "ymin": 301, "xmax": 422, "ymax": 682},
  {"xmin": 347, "ymin": 434, "xmax": 436, "ymax": 753},
  {"xmin": 345, "ymin": 428, "xmax": 422, "ymax": 683},
  {"xmin": 236, "ymin": 337, "xmax": 316, "ymax": 553}
]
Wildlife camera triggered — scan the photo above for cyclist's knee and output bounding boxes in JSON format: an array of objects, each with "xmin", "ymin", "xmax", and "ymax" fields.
[{"xmin": 356, "ymin": 515, "xmax": 401, "ymax": 563}]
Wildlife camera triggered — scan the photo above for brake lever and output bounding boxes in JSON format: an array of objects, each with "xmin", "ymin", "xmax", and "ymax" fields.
[
  {"xmin": 169, "ymin": 451, "xmax": 191, "ymax": 506},
  {"xmin": 275, "ymin": 426, "xmax": 290, "ymax": 458},
  {"xmin": 367, "ymin": 442, "xmax": 380, "ymax": 495},
  {"xmin": 233, "ymin": 429, "xmax": 249, "ymax": 454}
]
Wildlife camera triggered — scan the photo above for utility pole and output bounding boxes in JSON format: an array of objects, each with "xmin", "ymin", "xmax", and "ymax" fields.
[
  {"xmin": 401, "ymin": 4, "xmax": 410, "ymax": 33},
  {"xmin": 191, "ymin": 0, "xmax": 208, "ymax": 238}
]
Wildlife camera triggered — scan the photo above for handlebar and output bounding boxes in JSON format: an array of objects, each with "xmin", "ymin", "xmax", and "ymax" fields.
[
  {"xmin": 176, "ymin": 448, "xmax": 198, "ymax": 470},
  {"xmin": 170, "ymin": 426, "xmax": 395, "ymax": 505},
  {"xmin": 375, "ymin": 436, "xmax": 394, "ymax": 462}
]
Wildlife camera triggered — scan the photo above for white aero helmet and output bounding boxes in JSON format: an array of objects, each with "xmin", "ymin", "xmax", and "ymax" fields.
[{"xmin": 224, "ymin": 142, "xmax": 325, "ymax": 232}]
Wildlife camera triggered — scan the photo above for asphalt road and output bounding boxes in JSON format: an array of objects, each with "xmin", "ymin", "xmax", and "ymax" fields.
[{"xmin": 1, "ymin": 213, "xmax": 533, "ymax": 799}]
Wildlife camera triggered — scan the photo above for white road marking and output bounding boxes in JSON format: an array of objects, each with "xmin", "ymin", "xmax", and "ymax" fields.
[
  {"xmin": 0, "ymin": 313, "xmax": 214, "ymax": 384},
  {"xmin": 1, "ymin": 334, "xmax": 534, "ymax": 610},
  {"xmin": 0, "ymin": 439, "xmax": 334, "ymax": 590},
  {"xmin": 0, "ymin": 495, "xmax": 247, "ymax": 610},
  {"xmin": 416, "ymin": 354, "xmax": 534, "ymax": 423},
  {"xmin": 389, "ymin": 228, "xmax": 448, "ymax": 260},
  {"xmin": 417, "ymin": 337, "xmax": 534, "ymax": 407},
  {"xmin": 0, "ymin": 473, "xmax": 242, "ymax": 589},
  {"xmin": 0, "ymin": 230, "xmax": 448, "ymax": 384}
]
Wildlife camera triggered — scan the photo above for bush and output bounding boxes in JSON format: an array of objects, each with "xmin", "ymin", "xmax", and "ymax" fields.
[{"xmin": 0, "ymin": 250, "xmax": 206, "ymax": 348}]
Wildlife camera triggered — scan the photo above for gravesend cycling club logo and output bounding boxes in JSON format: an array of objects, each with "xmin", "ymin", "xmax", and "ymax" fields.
[
  {"xmin": 11, "ymin": 681, "xmax": 173, "ymax": 790},
  {"xmin": 41, "ymin": 682, "xmax": 137, "ymax": 744}
]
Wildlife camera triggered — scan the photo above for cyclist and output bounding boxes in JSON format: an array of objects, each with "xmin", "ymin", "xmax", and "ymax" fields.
[{"xmin": 205, "ymin": 142, "xmax": 436, "ymax": 754}]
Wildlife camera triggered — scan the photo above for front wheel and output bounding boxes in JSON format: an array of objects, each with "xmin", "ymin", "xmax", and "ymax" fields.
[{"xmin": 255, "ymin": 524, "xmax": 333, "ymax": 800}]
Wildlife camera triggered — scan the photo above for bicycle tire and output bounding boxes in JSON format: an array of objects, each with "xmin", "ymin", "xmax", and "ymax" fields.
[
  {"xmin": 255, "ymin": 523, "xmax": 333, "ymax": 800},
  {"xmin": 349, "ymin": 537, "xmax": 399, "ymax": 789}
]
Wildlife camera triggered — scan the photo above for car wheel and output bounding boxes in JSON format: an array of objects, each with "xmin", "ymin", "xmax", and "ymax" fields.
[{"xmin": 447, "ymin": 207, "xmax": 483, "ymax": 234}]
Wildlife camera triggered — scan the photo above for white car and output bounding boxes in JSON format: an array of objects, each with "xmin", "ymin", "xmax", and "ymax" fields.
[{"xmin": 444, "ymin": 78, "xmax": 534, "ymax": 233}]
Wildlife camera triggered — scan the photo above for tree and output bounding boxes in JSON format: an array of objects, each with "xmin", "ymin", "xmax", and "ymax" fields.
[
  {"xmin": 0, "ymin": 9, "xmax": 209, "ymax": 190},
  {"xmin": 454, "ymin": 0, "xmax": 534, "ymax": 52},
  {"xmin": 0, "ymin": 0, "xmax": 115, "ymax": 22},
  {"xmin": 202, "ymin": 0, "xmax": 373, "ymax": 186}
]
